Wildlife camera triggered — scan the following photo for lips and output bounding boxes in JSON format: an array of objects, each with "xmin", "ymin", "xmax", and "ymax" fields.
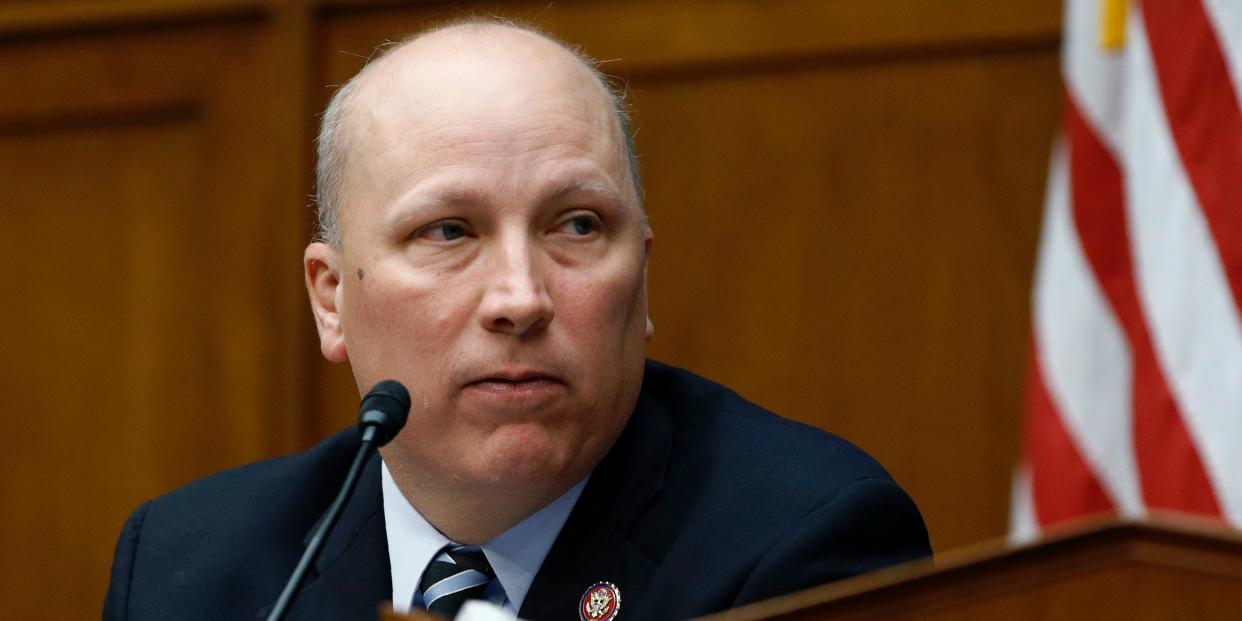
[
  {"xmin": 467, "ymin": 369, "xmax": 561, "ymax": 385},
  {"xmin": 462, "ymin": 370, "xmax": 567, "ymax": 402},
  {"xmin": 468, "ymin": 369, "xmax": 558, "ymax": 383},
  {"xmin": 467, "ymin": 377, "xmax": 561, "ymax": 392}
]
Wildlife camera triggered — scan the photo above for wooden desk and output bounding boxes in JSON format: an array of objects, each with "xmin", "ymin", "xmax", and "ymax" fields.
[{"xmin": 382, "ymin": 517, "xmax": 1242, "ymax": 621}]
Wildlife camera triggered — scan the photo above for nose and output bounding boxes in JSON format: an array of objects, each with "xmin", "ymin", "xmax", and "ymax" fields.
[{"xmin": 478, "ymin": 237, "xmax": 554, "ymax": 336}]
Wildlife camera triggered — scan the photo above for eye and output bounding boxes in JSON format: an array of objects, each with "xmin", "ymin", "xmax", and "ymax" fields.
[
  {"xmin": 556, "ymin": 213, "xmax": 602, "ymax": 237},
  {"xmin": 570, "ymin": 216, "xmax": 596, "ymax": 235},
  {"xmin": 416, "ymin": 220, "xmax": 470, "ymax": 242}
]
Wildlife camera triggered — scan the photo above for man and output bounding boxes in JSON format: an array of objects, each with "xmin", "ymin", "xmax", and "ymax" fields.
[{"xmin": 105, "ymin": 19, "xmax": 930, "ymax": 621}]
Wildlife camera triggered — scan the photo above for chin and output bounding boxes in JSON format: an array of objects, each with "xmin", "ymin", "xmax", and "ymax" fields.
[{"xmin": 473, "ymin": 423, "xmax": 582, "ymax": 488}]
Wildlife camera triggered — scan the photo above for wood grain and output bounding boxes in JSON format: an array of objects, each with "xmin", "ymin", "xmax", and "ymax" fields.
[
  {"xmin": 0, "ymin": 1, "xmax": 1063, "ymax": 618},
  {"xmin": 317, "ymin": 0, "xmax": 1062, "ymax": 553},
  {"xmin": 0, "ymin": 0, "xmax": 265, "ymax": 38},
  {"xmin": 700, "ymin": 518, "xmax": 1242, "ymax": 621},
  {"xmin": 0, "ymin": 17, "xmax": 309, "ymax": 619}
]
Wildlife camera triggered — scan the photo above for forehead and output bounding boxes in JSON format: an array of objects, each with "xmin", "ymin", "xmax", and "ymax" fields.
[
  {"xmin": 346, "ymin": 27, "xmax": 626, "ymax": 181},
  {"xmin": 332, "ymin": 27, "xmax": 630, "ymax": 226}
]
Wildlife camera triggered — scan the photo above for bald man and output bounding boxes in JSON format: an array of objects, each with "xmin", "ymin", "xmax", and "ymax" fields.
[{"xmin": 104, "ymin": 20, "xmax": 930, "ymax": 621}]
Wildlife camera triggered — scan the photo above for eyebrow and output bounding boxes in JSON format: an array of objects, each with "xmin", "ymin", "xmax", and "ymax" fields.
[
  {"xmin": 543, "ymin": 178, "xmax": 626, "ymax": 209},
  {"xmin": 381, "ymin": 186, "xmax": 481, "ymax": 233},
  {"xmin": 385, "ymin": 176, "xmax": 626, "ymax": 230}
]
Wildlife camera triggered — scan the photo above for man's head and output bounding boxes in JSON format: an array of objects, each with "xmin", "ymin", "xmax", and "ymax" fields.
[
  {"xmin": 303, "ymin": 20, "xmax": 653, "ymax": 532},
  {"xmin": 313, "ymin": 21, "xmax": 644, "ymax": 249}
]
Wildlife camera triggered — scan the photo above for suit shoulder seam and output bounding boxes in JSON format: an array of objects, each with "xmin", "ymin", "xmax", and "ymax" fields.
[
  {"xmin": 121, "ymin": 501, "xmax": 152, "ymax": 620},
  {"xmin": 734, "ymin": 476, "xmax": 891, "ymax": 604}
]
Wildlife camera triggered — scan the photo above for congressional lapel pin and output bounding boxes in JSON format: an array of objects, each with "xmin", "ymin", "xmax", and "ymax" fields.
[{"xmin": 578, "ymin": 581, "xmax": 621, "ymax": 621}]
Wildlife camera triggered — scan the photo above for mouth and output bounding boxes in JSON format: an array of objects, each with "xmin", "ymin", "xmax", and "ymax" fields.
[{"xmin": 463, "ymin": 370, "xmax": 566, "ymax": 394}]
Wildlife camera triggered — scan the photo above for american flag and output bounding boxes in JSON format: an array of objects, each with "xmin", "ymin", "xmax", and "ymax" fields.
[{"xmin": 1011, "ymin": 0, "xmax": 1242, "ymax": 540}]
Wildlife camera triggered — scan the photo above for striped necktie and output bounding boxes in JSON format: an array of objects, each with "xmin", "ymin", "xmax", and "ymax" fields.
[{"xmin": 416, "ymin": 544, "xmax": 497, "ymax": 619}]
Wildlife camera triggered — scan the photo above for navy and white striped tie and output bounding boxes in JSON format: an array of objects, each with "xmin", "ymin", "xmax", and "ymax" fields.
[{"xmin": 415, "ymin": 544, "xmax": 496, "ymax": 619}]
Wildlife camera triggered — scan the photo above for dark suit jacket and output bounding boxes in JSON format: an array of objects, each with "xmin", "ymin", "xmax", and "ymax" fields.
[{"xmin": 104, "ymin": 360, "xmax": 931, "ymax": 620}]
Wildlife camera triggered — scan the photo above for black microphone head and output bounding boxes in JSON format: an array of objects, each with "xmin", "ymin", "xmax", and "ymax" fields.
[{"xmin": 357, "ymin": 379, "xmax": 410, "ymax": 447}]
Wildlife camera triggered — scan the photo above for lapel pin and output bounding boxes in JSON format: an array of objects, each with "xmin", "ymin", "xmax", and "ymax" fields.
[{"xmin": 578, "ymin": 581, "xmax": 621, "ymax": 621}]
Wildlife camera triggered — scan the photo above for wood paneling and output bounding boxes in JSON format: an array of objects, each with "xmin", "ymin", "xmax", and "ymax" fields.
[
  {"xmin": 318, "ymin": 0, "xmax": 1060, "ymax": 64},
  {"xmin": 0, "ymin": 16, "xmax": 310, "ymax": 619},
  {"xmin": 0, "ymin": 1, "xmax": 1063, "ymax": 618},
  {"xmin": 317, "ymin": 0, "xmax": 1062, "ymax": 553},
  {"xmin": 701, "ymin": 518, "xmax": 1242, "ymax": 621},
  {"xmin": 637, "ymin": 48, "xmax": 1059, "ymax": 554},
  {"xmin": 0, "ymin": 0, "xmax": 264, "ymax": 38}
]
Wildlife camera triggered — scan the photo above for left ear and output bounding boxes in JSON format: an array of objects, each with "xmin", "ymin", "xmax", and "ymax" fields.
[
  {"xmin": 304, "ymin": 242, "xmax": 349, "ymax": 363},
  {"xmin": 644, "ymin": 224, "xmax": 655, "ymax": 340}
]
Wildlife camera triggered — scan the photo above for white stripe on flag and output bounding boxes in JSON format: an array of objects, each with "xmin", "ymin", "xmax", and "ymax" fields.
[
  {"xmin": 1203, "ymin": 0, "xmax": 1242, "ymax": 98},
  {"xmin": 1033, "ymin": 142, "xmax": 1144, "ymax": 516},
  {"xmin": 1009, "ymin": 464, "xmax": 1039, "ymax": 544},
  {"xmin": 1016, "ymin": 0, "xmax": 1242, "ymax": 537},
  {"xmin": 1117, "ymin": 12, "xmax": 1242, "ymax": 524},
  {"xmin": 1063, "ymin": 0, "xmax": 1128, "ymax": 144}
]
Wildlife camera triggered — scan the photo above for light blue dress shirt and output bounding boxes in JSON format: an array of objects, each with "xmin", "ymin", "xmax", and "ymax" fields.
[{"xmin": 381, "ymin": 460, "xmax": 588, "ymax": 615}]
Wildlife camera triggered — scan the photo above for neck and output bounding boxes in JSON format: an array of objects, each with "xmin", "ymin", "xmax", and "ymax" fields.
[{"xmin": 380, "ymin": 451, "xmax": 577, "ymax": 544}]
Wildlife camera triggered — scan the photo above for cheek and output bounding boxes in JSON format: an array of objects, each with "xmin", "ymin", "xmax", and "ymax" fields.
[
  {"xmin": 550, "ymin": 261, "xmax": 649, "ymax": 416},
  {"xmin": 555, "ymin": 261, "xmax": 646, "ymax": 340},
  {"xmin": 354, "ymin": 269, "xmax": 471, "ymax": 334},
  {"xmin": 343, "ymin": 271, "xmax": 477, "ymax": 384}
]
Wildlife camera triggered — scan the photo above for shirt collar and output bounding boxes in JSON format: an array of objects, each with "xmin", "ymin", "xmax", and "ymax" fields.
[{"xmin": 381, "ymin": 460, "xmax": 588, "ymax": 614}]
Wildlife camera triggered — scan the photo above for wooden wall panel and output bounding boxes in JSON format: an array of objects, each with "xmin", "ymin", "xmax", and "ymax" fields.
[
  {"xmin": 0, "ymin": 15, "xmax": 310, "ymax": 619},
  {"xmin": 0, "ymin": 1, "xmax": 1062, "ymax": 618},
  {"xmin": 316, "ymin": 0, "xmax": 1061, "ymax": 553},
  {"xmin": 636, "ymin": 52, "xmax": 1059, "ymax": 553},
  {"xmin": 1, "ymin": 118, "xmax": 204, "ymax": 618}
]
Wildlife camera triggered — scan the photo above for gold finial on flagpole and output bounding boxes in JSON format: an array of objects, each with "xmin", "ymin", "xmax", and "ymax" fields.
[{"xmin": 1100, "ymin": 0, "xmax": 1129, "ymax": 51}]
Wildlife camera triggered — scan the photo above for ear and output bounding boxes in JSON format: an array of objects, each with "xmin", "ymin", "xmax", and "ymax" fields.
[
  {"xmin": 305, "ymin": 242, "xmax": 349, "ymax": 363},
  {"xmin": 643, "ymin": 224, "xmax": 655, "ymax": 340}
]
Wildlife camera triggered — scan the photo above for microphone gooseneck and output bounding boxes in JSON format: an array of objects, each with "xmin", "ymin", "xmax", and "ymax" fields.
[{"xmin": 265, "ymin": 379, "xmax": 411, "ymax": 621}]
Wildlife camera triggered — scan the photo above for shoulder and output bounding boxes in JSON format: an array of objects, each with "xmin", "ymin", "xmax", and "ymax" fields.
[
  {"xmin": 142, "ymin": 427, "xmax": 359, "ymax": 535},
  {"xmin": 635, "ymin": 360, "xmax": 929, "ymax": 569},
  {"xmin": 625, "ymin": 361, "xmax": 929, "ymax": 616},
  {"xmin": 640, "ymin": 359, "xmax": 895, "ymax": 497},
  {"xmin": 105, "ymin": 428, "xmax": 361, "ymax": 619}
]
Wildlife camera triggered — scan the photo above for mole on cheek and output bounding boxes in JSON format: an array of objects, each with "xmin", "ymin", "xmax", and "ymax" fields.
[{"xmin": 357, "ymin": 267, "xmax": 365, "ymax": 281}]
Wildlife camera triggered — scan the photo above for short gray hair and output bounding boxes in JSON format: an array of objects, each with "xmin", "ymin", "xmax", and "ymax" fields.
[{"xmin": 313, "ymin": 17, "xmax": 643, "ymax": 247}]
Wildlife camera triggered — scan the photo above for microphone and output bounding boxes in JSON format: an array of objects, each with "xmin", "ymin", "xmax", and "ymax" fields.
[
  {"xmin": 265, "ymin": 380, "xmax": 411, "ymax": 621},
  {"xmin": 357, "ymin": 379, "xmax": 411, "ymax": 447}
]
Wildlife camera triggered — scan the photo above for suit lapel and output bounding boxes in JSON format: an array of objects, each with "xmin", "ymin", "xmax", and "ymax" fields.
[
  {"xmin": 262, "ymin": 453, "xmax": 393, "ymax": 621},
  {"xmin": 520, "ymin": 389, "xmax": 674, "ymax": 620},
  {"xmin": 257, "ymin": 372, "xmax": 676, "ymax": 621}
]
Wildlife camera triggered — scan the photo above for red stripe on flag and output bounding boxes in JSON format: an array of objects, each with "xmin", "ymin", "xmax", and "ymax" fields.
[
  {"xmin": 1064, "ymin": 92, "xmax": 1222, "ymax": 516},
  {"xmin": 1024, "ymin": 346, "xmax": 1115, "ymax": 527},
  {"xmin": 1142, "ymin": 0, "xmax": 1242, "ymax": 316}
]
